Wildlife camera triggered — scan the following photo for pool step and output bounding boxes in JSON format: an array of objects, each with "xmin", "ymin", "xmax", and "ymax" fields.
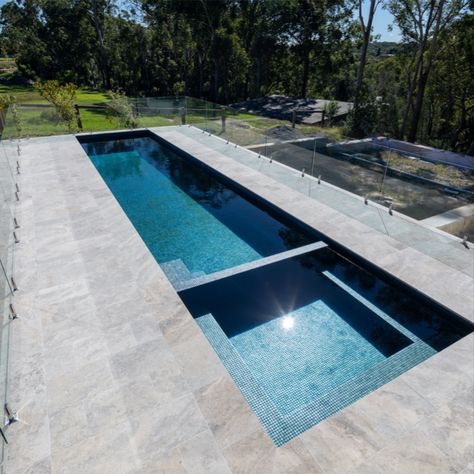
[
  {"xmin": 160, "ymin": 259, "xmax": 204, "ymax": 287},
  {"xmin": 176, "ymin": 240, "xmax": 327, "ymax": 292}
]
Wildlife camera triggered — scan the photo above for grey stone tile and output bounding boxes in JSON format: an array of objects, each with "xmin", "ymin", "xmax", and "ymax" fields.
[
  {"xmin": 352, "ymin": 377, "xmax": 436, "ymax": 440},
  {"xmin": 171, "ymin": 430, "xmax": 232, "ymax": 474},
  {"xmin": 223, "ymin": 429, "xmax": 322, "ymax": 474},
  {"xmin": 158, "ymin": 305, "xmax": 202, "ymax": 347},
  {"xmin": 50, "ymin": 421, "xmax": 139, "ymax": 474},
  {"xmin": 119, "ymin": 371, "xmax": 190, "ymax": 418},
  {"xmin": 401, "ymin": 339, "xmax": 474, "ymax": 409},
  {"xmin": 83, "ymin": 386, "xmax": 129, "ymax": 432},
  {"xmin": 195, "ymin": 375, "xmax": 261, "ymax": 450},
  {"xmin": 417, "ymin": 390, "xmax": 474, "ymax": 472},
  {"xmin": 36, "ymin": 278, "xmax": 90, "ymax": 307},
  {"xmin": 11, "ymin": 456, "xmax": 52, "ymax": 474},
  {"xmin": 48, "ymin": 403, "xmax": 91, "ymax": 450},
  {"xmin": 72, "ymin": 332, "xmax": 110, "ymax": 367},
  {"xmin": 355, "ymin": 432, "xmax": 458, "ymax": 474},
  {"xmin": 130, "ymin": 393, "xmax": 208, "ymax": 464},
  {"xmin": 172, "ymin": 331, "xmax": 227, "ymax": 391},
  {"xmin": 102, "ymin": 320, "xmax": 140, "ymax": 355},
  {"xmin": 129, "ymin": 312, "xmax": 164, "ymax": 345},
  {"xmin": 299, "ymin": 405, "xmax": 390, "ymax": 472},
  {"xmin": 47, "ymin": 359, "xmax": 115, "ymax": 415},
  {"xmin": 41, "ymin": 310, "xmax": 102, "ymax": 353},
  {"xmin": 6, "ymin": 403, "xmax": 51, "ymax": 473},
  {"xmin": 109, "ymin": 338, "xmax": 178, "ymax": 383},
  {"xmin": 459, "ymin": 461, "xmax": 474, "ymax": 474}
]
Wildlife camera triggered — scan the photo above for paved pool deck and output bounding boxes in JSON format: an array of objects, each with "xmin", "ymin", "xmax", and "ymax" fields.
[{"xmin": 4, "ymin": 127, "xmax": 474, "ymax": 473}]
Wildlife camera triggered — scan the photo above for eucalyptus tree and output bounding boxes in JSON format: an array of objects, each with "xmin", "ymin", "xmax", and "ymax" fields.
[
  {"xmin": 354, "ymin": 0, "xmax": 383, "ymax": 109},
  {"xmin": 388, "ymin": 0, "xmax": 469, "ymax": 142},
  {"xmin": 425, "ymin": 11, "xmax": 474, "ymax": 151},
  {"xmin": 85, "ymin": 0, "xmax": 116, "ymax": 89}
]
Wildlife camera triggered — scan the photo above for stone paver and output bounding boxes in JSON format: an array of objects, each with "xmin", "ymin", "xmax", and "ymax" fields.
[{"xmin": 4, "ymin": 129, "xmax": 473, "ymax": 474}]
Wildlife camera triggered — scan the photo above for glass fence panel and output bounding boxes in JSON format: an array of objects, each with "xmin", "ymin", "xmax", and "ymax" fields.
[
  {"xmin": 0, "ymin": 138, "xmax": 16, "ymax": 469},
  {"xmin": 189, "ymin": 116, "xmax": 473, "ymax": 277}
]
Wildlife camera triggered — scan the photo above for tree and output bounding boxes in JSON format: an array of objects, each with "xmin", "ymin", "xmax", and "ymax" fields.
[
  {"xmin": 388, "ymin": 0, "xmax": 468, "ymax": 142},
  {"xmin": 274, "ymin": 0, "xmax": 352, "ymax": 98},
  {"xmin": 354, "ymin": 0, "xmax": 382, "ymax": 109}
]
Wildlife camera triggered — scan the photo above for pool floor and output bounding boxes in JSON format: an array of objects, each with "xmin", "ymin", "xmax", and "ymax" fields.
[{"xmin": 230, "ymin": 300, "xmax": 391, "ymax": 415}]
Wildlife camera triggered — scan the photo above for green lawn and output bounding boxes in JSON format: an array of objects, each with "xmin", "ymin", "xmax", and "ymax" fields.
[
  {"xmin": 0, "ymin": 82, "xmax": 341, "ymax": 141},
  {"xmin": 0, "ymin": 83, "xmax": 110, "ymax": 105}
]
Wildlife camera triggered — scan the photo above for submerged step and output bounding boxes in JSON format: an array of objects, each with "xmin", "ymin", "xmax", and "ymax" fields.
[{"xmin": 175, "ymin": 240, "xmax": 327, "ymax": 292}]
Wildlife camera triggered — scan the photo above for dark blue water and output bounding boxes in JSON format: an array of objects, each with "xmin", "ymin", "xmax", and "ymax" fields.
[
  {"xmin": 180, "ymin": 246, "xmax": 473, "ymax": 415},
  {"xmin": 81, "ymin": 135, "xmax": 313, "ymax": 281}
]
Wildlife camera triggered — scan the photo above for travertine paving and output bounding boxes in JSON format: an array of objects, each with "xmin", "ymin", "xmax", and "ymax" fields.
[{"xmin": 5, "ymin": 129, "xmax": 474, "ymax": 474}]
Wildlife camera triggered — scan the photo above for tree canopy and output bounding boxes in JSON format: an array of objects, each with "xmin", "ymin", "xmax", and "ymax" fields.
[{"xmin": 0, "ymin": 0, "xmax": 473, "ymax": 153}]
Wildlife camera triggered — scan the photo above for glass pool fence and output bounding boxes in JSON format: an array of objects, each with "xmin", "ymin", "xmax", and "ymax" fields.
[
  {"xmin": 0, "ymin": 136, "xmax": 20, "ymax": 472},
  {"xmin": 1, "ymin": 95, "xmax": 473, "ymax": 277}
]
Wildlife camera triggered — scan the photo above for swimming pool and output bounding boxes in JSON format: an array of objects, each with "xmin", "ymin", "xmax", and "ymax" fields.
[
  {"xmin": 80, "ymin": 131, "xmax": 473, "ymax": 445},
  {"xmin": 80, "ymin": 131, "xmax": 313, "ymax": 286}
]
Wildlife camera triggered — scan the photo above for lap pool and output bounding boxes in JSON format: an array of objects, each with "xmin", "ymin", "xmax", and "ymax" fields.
[{"xmin": 79, "ymin": 130, "xmax": 473, "ymax": 445}]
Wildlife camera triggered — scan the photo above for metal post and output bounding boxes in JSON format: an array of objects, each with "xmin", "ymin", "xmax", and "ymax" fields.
[
  {"xmin": 74, "ymin": 104, "xmax": 83, "ymax": 130},
  {"xmin": 4, "ymin": 404, "xmax": 18, "ymax": 425},
  {"xmin": 311, "ymin": 138, "xmax": 316, "ymax": 176},
  {"xmin": 221, "ymin": 108, "xmax": 226, "ymax": 133},
  {"xmin": 9, "ymin": 303, "xmax": 18, "ymax": 320}
]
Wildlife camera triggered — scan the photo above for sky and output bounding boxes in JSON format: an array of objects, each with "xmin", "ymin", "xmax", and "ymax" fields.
[
  {"xmin": 365, "ymin": 2, "xmax": 401, "ymax": 42},
  {"xmin": 0, "ymin": 0, "xmax": 401, "ymax": 42}
]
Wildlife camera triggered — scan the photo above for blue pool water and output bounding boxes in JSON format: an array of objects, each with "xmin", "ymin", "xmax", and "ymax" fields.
[
  {"xmin": 231, "ymin": 300, "xmax": 390, "ymax": 415},
  {"xmin": 81, "ymin": 134, "xmax": 312, "ymax": 283}
]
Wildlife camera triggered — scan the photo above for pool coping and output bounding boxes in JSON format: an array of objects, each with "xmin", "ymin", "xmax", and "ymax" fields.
[{"xmin": 4, "ymin": 130, "xmax": 473, "ymax": 473}]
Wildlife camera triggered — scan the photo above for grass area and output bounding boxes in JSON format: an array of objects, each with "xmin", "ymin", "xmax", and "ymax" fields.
[
  {"xmin": 0, "ymin": 82, "xmax": 342, "ymax": 142},
  {"xmin": 0, "ymin": 83, "xmax": 110, "ymax": 105}
]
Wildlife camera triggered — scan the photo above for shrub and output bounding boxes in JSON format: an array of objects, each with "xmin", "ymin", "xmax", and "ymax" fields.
[
  {"xmin": 107, "ymin": 91, "xmax": 139, "ymax": 129},
  {"xmin": 34, "ymin": 80, "xmax": 78, "ymax": 131}
]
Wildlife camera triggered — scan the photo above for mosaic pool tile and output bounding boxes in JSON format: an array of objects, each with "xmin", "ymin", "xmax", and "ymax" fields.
[{"xmin": 196, "ymin": 311, "xmax": 436, "ymax": 446}]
